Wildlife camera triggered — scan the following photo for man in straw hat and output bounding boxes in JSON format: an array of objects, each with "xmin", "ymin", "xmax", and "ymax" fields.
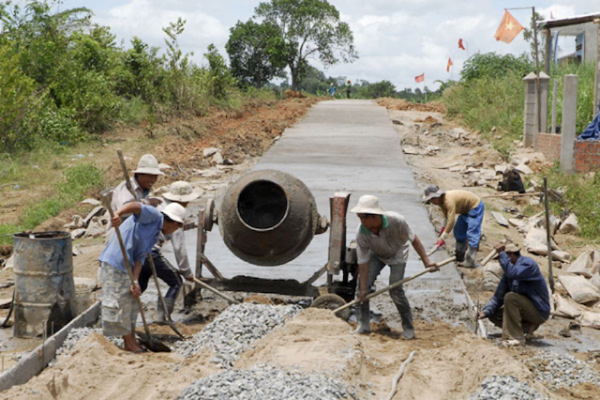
[
  {"xmin": 351, "ymin": 194, "xmax": 438, "ymax": 339},
  {"xmin": 479, "ymin": 243, "xmax": 550, "ymax": 346},
  {"xmin": 423, "ymin": 185, "xmax": 484, "ymax": 268},
  {"xmin": 139, "ymin": 181, "xmax": 202, "ymax": 322},
  {"xmin": 99, "ymin": 201, "xmax": 186, "ymax": 353}
]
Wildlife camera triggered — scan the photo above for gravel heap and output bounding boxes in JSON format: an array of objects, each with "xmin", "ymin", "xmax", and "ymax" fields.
[
  {"xmin": 470, "ymin": 375, "xmax": 547, "ymax": 400},
  {"xmin": 176, "ymin": 364, "xmax": 358, "ymax": 400},
  {"xmin": 528, "ymin": 350, "xmax": 600, "ymax": 388},
  {"xmin": 175, "ymin": 303, "xmax": 302, "ymax": 368}
]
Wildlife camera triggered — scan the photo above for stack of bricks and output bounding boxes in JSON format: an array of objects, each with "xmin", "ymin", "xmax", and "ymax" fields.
[
  {"xmin": 574, "ymin": 140, "xmax": 600, "ymax": 173},
  {"xmin": 536, "ymin": 133, "xmax": 561, "ymax": 163}
]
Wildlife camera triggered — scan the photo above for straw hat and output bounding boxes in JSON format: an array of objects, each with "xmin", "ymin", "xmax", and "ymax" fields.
[
  {"xmin": 350, "ymin": 195, "xmax": 385, "ymax": 215},
  {"xmin": 423, "ymin": 185, "xmax": 445, "ymax": 203},
  {"xmin": 163, "ymin": 181, "xmax": 203, "ymax": 203},
  {"xmin": 162, "ymin": 203, "xmax": 186, "ymax": 224},
  {"xmin": 133, "ymin": 154, "xmax": 164, "ymax": 176},
  {"xmin": 505, "ymin": 243, "xmax": 521, "ymax": 253}
]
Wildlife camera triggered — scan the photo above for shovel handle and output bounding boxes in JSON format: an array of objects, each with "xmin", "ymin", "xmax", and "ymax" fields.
[
  {"xmin": 480, "ymin": 249, "xmax": 497, "ymax": 267},
  {"xmin": 333, "ymin": 256, "xmax": 457, "ymax": 314},
  {"xmin": 191, "ymin": 276, "xmax": 241, "ymax": 304}
]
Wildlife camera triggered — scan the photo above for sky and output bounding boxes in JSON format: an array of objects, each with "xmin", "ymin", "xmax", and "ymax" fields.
[{"xmin": 33, "ymin": 0, "xmax": 600, "ymax": 90}]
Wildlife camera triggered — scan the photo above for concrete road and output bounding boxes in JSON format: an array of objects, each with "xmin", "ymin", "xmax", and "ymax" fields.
[{"xmin": 179, "ymin": 100, "xmax": 471, "ymax": 327}]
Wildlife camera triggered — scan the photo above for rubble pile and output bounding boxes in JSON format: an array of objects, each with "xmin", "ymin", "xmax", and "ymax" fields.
[
  {"xmin": 175, "ymin": 303, "xmax": 302, "ymax": 368},
  {"xmin": 176, "ymin": 364, "xmax": 358, "ymax": 400},
  {"xmin": 528, "ymin": 350, "xmax": 600, "ymax": 388},
  {"xmin": 470, "ymin": 375, "xmax": 547, "ymax": 400}
]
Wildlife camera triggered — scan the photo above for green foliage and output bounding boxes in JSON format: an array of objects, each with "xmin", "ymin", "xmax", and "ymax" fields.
[
  {"xmin": 201, "ymin": 44, "xmax": 237, "ymax": 100},
  {"xmin": 0, "ymin": 224, "xmax": 21, "ymax": 246},
  {"xmin": 21, "ymin": 163, "xmax": 104, "ymax": 229},
  {"xmin": 226, "ymin": 20, "xmax": 287, "ymax": 87},
  {"xmin": 255, "ymin": 0, "xmax": 357, "ymax": 89},
  {"xmin": 360, "ymin": 80, "xmax": 397, "ymax": 98},
  {"xmin": 461, "ymin": 52, "xmax": 533, "ymax": 83}
]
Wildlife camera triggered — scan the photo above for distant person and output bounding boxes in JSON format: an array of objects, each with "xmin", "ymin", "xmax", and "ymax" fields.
[
  {"xmin": 346, "ymin": 80, "xmax": 351, "ymax": 99},
  {"xmin": 99, "ymin": 201, "xmax": 185, "ymax": 353},
  {"xmin": 479, "ymin": 243, "xmax": 550, "ymax": 346},
  {"xmin": 351, "ymin": 195, "xmax": 438, "ymax": 339},
  {"xmin": 328, "ymin": 83, "xmax": 336, "ymax": 98},
  {"xmin": 424, "ymin": 185, "xmax": 484, "ymax": 268}
]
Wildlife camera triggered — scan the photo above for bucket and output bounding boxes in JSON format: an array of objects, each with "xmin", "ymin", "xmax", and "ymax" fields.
[
  {"xmin": 13, "ymin": 231, "xmax": 75, "ymax": 338},
  {"xmin": 73, "ymin": 277, "xmax": 96, "ymax": 316}
]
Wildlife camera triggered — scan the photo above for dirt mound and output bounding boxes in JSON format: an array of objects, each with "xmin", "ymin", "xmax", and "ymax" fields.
[
  {"xmin": 414, "ymin": 116, "xmax": 439, "ymax": 124},
  {"xmin": 377, "ymin": 97, "xmax": 446, "ymax": 113}
]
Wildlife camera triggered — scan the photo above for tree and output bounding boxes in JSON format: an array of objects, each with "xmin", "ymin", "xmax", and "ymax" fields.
[
  {"xmin": 226, "ymin": 20, "xmax": 286, "ymax": 88},
  {"xmin": 255, "ymin": 0, "xmax": 358, "ymax": 89},
  {"xmin": 522, "ymin": 11, "xmax": 546, "ymax": 63}
]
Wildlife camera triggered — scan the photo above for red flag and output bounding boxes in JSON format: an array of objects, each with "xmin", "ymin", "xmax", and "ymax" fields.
[
  {"xmin": 458, "ymin": 38, "xmax": 466, "ymax": 50},
  {"xmin": 414, "ymin": 73, "xmax": 424, "ymax": 83},
  {"xmin": 446, "ymin": 58, "xmax": 453, "ymax": 72},
  {"xmin": 494, "ymin": 10, "xmax": 524, "ymax": 44}
]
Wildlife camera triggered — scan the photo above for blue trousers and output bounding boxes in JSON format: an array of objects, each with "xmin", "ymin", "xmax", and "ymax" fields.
[
  {"xmin": 139, "ymin": 253, "xmax": 183, "ymax": 300},
  {"xmin": 453, "ymin": 200, "xmax": 484, "ymax": 249}
]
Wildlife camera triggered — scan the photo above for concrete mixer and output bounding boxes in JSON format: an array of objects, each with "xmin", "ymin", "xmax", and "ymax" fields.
[{"xmin": 188, "ymin": 169, "xmax": 358, "ymax": 307}]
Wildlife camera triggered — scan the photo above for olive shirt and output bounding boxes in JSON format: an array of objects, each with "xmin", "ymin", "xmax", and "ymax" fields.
[
  {"xmin": 440, "ymin": 190, "xmax": 481, "ymax": 236},
  {"xmin": 356, "ymin": 212, "xmax": 415, "ymax": 265}
]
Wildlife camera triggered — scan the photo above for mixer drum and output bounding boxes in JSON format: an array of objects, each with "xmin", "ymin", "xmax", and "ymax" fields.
[{"xmin": 218, "ymin": 169, "xmax": 319, "ymax": 266}]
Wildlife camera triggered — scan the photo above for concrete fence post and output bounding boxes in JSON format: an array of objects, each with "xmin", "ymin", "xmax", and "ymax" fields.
[
  {"xmin": 560, "ymin": 74, "xmax": 578, "ymax": 173},
  {"xmin": 523, "ymin": 72, "xmax": 550, "ymax": 148}
]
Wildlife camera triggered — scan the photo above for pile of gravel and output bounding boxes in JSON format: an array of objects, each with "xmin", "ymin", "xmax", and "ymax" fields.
[
  {"xmin": 176, "ymin": 364, "xmax": 358, "ymax": 400},
  {"xmin": 470, "ymin": 375, "xmax": 547, "ymax": 400},
  {"xmin": 175, "ymin": 303, "xmax": 301, "ymax": 368},
  {"xmin": 528, "ymin": 350, "xmax": 600, "ymax": 388}
]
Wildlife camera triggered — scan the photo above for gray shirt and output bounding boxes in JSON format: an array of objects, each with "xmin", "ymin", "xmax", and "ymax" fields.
[{"xmin": 356, "ymin": 212, "xmax": 415, "ymax": 265}]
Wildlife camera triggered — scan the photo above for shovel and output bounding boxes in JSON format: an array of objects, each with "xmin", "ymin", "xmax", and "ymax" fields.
[
  {"xmin": 175, "ymin": 270, "xmax": 240, "ymax": 305},
  {"xmin": 331, "ymin": 256, "xmax": 457, "ymax": 315},
  {"xmin": 101, "ymin": 195, "xmax": 171, "ymax": 352}
]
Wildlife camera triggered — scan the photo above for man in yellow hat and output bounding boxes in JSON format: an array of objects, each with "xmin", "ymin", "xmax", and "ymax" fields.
[
  {"xmin": 139, "ymin": 181, "xmax": 203, "ymax": 322},
  {"xmin": 479, "ymin": 243, "xmax": 550, "ymax": 346},
  {"xmin": 351, "ymin": 194, "xmax": 437, "ymax": 339}
]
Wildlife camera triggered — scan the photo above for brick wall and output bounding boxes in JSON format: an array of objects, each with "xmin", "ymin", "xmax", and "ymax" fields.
[
  {"xmin": 537, "ymin": 133, "xmax": 561, "ymax": 163},
  {"xmin": 574, "ymin": 140, "xmax": 600, "ymax": 173}
]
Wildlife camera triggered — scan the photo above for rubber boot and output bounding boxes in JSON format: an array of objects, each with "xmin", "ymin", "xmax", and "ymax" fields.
[
  {"xmin": 400, "ymin": 312, "xmax": 415, "ymax": 340},
  {"xmin": 455, "ymin": 242, "xmax": 467, "ymax": 263},
  {"xmin": 355, "ymin": 303, "xmax": 371, "ymax": 334},
  {"xmin": 465, "ymin": 247, "xmax": 478, "ymax": 268},
  {"xmin": 156, "ymin": 297, "xmax": 176, "ymax": 323}
]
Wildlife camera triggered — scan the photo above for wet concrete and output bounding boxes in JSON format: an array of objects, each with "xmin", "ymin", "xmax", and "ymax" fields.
[{"xmin": 171, "ymin": 100, "xmax": 470, "ymax": 329}]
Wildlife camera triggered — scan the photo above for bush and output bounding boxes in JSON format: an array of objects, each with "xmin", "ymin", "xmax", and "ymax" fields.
[{"xmin": 461, "ymin": 52, "xmax": 532, "ymax": 83}]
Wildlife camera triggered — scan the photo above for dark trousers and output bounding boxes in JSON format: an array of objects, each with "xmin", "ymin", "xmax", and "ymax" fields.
[
  {"xmin": 139, "ymin": 253, "xmax": 183, "ymax": 300},
  {"xmin": 487, "ymin": 292, "xmax": 546, "ymax": 342}
]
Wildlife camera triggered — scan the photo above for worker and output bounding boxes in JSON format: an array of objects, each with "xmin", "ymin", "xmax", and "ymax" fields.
[
  {"xmin": 139, "ymin": 181, "xmax": 202, "ymax": 322},
  {"xmin": 479, "ymin": 243, "xmax": 550, "ymax": 346},
  {"xmin": 328, "ymin": 83, "xmax": 336, "ymax": 98},
  {"xmin": 424, "ymin": 185, "xmax": 484, "ymax": 268},
  {"xmin": 351, "ymin": 195, "xmax": 438, "ymax": 339},
  {"xmin": 346, "ymin": 80, "xmax": 351, "ymax": 99},
  {"xmin": 99, "ymin": 201, "xmax": 186, "ymax": 353}
]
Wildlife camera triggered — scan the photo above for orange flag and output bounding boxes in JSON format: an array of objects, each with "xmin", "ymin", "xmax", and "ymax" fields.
[
  {"xmin": 446, "ymin": 58, "xmax": 453, "ymax": 73},
  {"xmin": 494, "ymin": 10, "xmax": 524, "ymax": 44},
  {"xmin": 415, "ymin": 73, "xmax": 424, "ymax": 83}
]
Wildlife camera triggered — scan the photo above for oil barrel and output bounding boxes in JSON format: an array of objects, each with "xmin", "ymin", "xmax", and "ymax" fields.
[{"xmin": 13, "ymin": 231, "xmax": 75, "ymax": 338}]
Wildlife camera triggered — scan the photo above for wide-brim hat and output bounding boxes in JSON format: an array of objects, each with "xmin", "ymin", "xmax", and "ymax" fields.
[
  {"xmin": 423, "ymin": 185, "xmax": 445, "ymax": 203},
  {"xmin": 505, "ymin": 243, "xmax": 521, "ymax": 253},
  {"xmin": 162, "ymin": 202, "xmax": 186, "ymax": 224},
  {"xmin": 133, "ymin": 154, "xmax": 165, "ymax": 176},
  {"xmin": 163, "ymin": 181, "xmax": 203, "ymax": 203},
  {"xmin": 350, "ymin": 195, "xmax": 385, "ymax": 215}
]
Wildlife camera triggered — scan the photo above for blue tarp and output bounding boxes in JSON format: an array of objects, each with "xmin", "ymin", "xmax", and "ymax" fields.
[{"xmin": 578, "ymin": 107, "xmax": 600, "ymax": 140}]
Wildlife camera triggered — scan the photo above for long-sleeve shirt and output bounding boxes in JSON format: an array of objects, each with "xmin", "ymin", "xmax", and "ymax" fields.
[
  {"xmin": 441, "ymin": 190, "xmax": 481, "ymax": 234},
  {"xmin": 99, "ymin": 205, "xmax": 163, "ymax": 272},
  {"xmin": 153, "ymin": 200, "xmax": 192, "ymax": 278},
  {"xmin": 482, "ymin": 252, "xmax": 551, "ymax": 320},
  {"xmin": 356, "ymin": 212, "xmax": 415, "ymax": 265}
]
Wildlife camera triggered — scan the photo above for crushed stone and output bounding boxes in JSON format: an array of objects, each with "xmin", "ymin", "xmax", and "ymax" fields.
[
  {"xmin": 470, "ymin": 375, "xmax": 547, "ymax": 400},
  {"xmin": 528, "ymin": 350, "xmax": 600, "ymax": 388}
]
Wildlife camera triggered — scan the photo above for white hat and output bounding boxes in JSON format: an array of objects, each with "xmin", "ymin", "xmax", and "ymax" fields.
[
  {"xmin": 350, "ymin": 195, "xmax": 385, "ymax": 215},
  {"xmin": 133, "ymin": 154, "xmax": 165, "ymax": 176},
  {"xmin": 505, "ymin": 243, "xmax": 521, "ymax": 253},
  {"xmin": 162, "ymin": 202, "xmax": 186, "ymax": 224},
  {"xmin": 163, "ymin": 181, "xmax": 203, "ymax": 203}
]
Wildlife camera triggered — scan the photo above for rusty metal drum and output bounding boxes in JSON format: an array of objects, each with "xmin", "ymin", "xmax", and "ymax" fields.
[
  {"xmin": 13, "ymin": 231, "xmax": 75, "ymax": 338},
  {"xmin": 219, "ymin": 170, "xmax": 319, "ymax": 266}
]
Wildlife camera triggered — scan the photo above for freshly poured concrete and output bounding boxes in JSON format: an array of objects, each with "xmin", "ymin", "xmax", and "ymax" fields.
[{"xmin": 177, "ymin": 100, "xmax": 469, "ymax": 325}]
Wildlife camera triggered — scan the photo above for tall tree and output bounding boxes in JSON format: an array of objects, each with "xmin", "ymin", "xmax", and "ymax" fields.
[
  {"xmin": 226, "ymin": 20, "xmax": 286, "ymax": 87},
  {"xmin": 255, "ymin": 0, "xmax": 357, "ymax": 89}
]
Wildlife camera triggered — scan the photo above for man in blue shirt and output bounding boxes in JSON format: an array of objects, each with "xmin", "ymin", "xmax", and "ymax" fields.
[
  {"xmin": 479, "ymin": 243, "xmax": 550, "ymax": 346},
  {"xmin": 99, "ymin": 201, "xmax": 185, "ymax": 353}
]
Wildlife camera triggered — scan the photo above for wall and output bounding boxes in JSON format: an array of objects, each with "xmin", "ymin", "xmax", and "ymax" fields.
[
  {"xmin": 537, "ymin": 133, "xmax": 562, "ymax": 163},
  {"xmin": 574, "ymin": 140, "xmax": 600, "ymax": 173}
]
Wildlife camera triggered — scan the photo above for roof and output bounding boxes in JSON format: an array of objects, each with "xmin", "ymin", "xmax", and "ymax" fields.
[{"xmin": 541, "ymin": 12, "xmax": 600, "ymax": 29}]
